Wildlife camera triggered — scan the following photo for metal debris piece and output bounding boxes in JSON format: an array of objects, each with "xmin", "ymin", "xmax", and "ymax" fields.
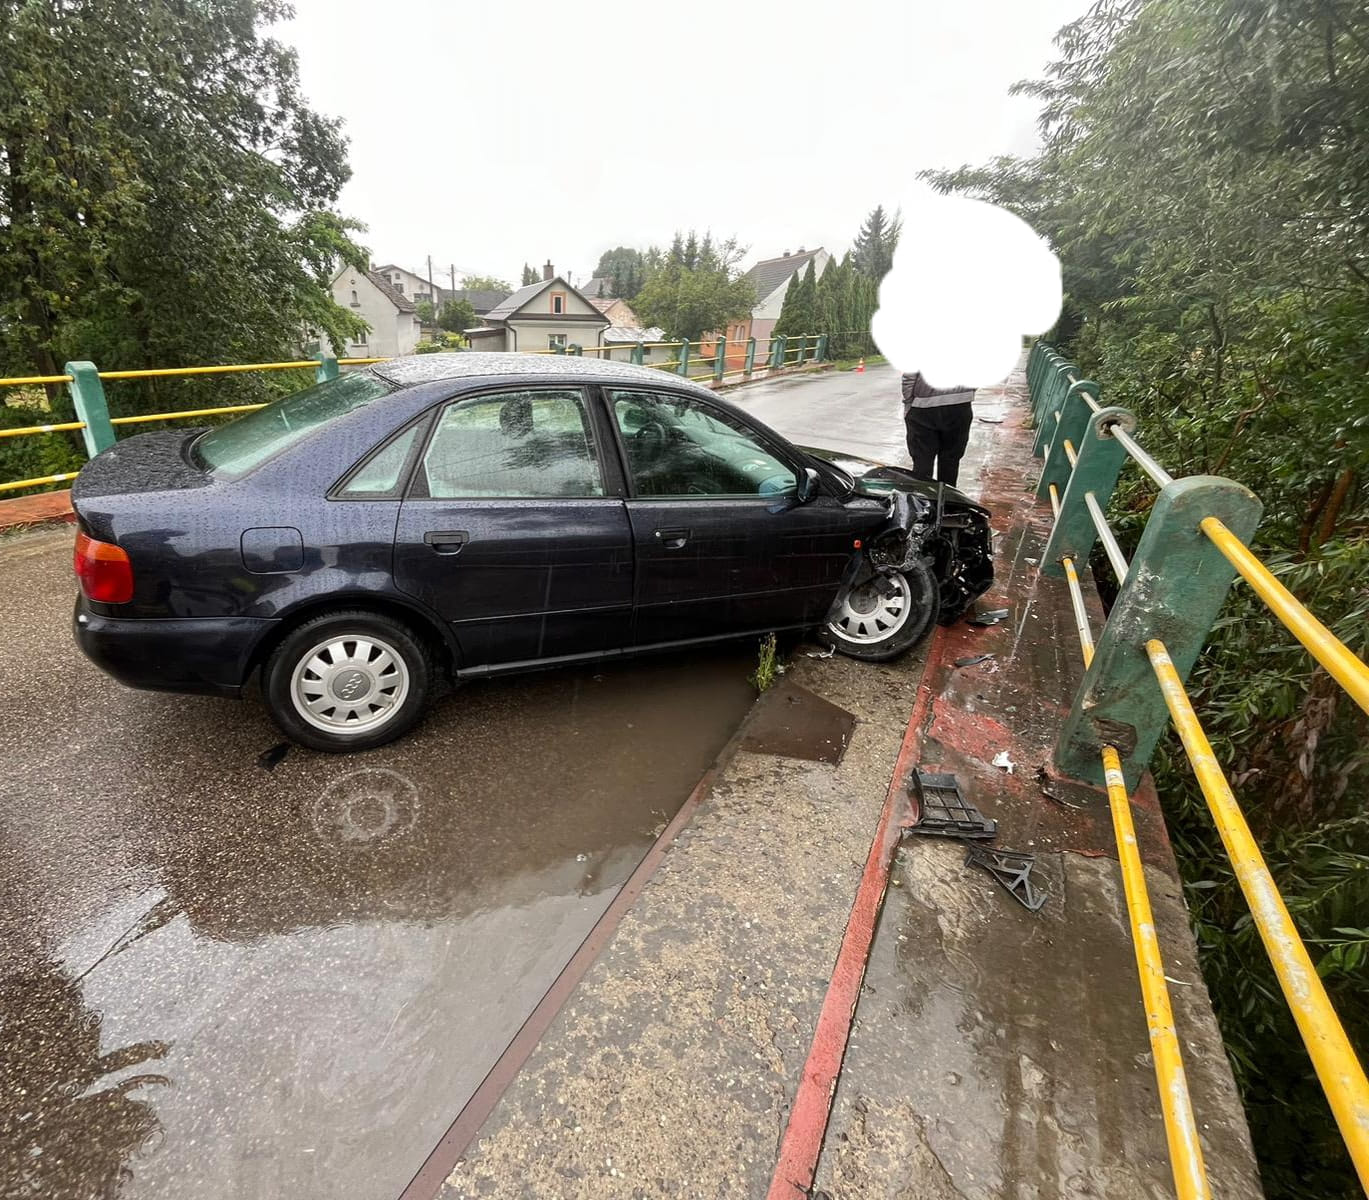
[
  {"xmin": 804, "ymin": 645, "xmax": 837, "ymax": 658},
  {"xmin": 991, "ymin": 750, "xmax": 1015, "ymax": 774},
  {"xmin": 953, "ymin": 653, "xmax": 994, "ymax": 668},
  {"xmin": 906, "ymin": 770, "xmax": 997, "ymax": 840},
  {"xmin": 964, "ymin": 843, "xmax": 1047, "ymax": 912},
  {"xmin": 968, "ymin": 607, "xmax": 1009, "ymax": 627}
]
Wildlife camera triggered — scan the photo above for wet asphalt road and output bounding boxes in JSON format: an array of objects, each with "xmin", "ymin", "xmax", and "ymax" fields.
[{"xmin": 0, "ymin": 364, "xmax": 923, "ymax": 1200}]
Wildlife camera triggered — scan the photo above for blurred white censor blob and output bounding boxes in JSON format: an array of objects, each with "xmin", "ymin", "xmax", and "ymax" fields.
[{"xmin": 872, "ymin": 186, "xmax": 1062, "ymax": 390}]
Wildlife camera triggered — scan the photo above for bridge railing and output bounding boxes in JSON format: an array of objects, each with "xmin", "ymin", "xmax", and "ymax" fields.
[
  {"xmin": 1027, "ymin": 341, "xmax": 1369, "ymax": 1198},
  {"xmin": 0, "ymin": 332, "xmax": 872, "ymax": 496}
]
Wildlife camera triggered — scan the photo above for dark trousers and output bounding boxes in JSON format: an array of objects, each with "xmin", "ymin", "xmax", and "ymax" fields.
[{"xmin": 904, "ymin": 403, "xmax": 973, "ymax": 487}]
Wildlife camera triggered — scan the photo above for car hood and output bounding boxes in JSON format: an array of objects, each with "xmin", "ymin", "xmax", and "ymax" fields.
[{"xmin": 800, "ymin": 445, "xmax": 989, "ymax": 515}]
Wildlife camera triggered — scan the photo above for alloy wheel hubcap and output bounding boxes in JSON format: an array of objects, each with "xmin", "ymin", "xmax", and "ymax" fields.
[
  {"xmin": 291, "ymin": 635, "xmax": 410, "ymax": 735},
  {"xmin": 827, "ymin": 573, "xmax": 913, "ymax": 644}
]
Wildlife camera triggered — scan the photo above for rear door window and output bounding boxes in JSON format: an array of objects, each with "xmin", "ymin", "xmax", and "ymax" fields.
[{"xmin": 416, "ymin": 389, "xmax": 605, "ymax": 499}]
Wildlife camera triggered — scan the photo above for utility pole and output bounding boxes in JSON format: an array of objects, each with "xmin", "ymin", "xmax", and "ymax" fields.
[
  {"xmin": 426, "ymin": 254, "xmax": 435, "ymax": 314},
  {"xmin": 450, "ymin": 263, "xmax": 456, "ymax": 297}
]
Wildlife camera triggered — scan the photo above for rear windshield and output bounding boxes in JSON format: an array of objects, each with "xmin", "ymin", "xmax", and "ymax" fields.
[{"xmin": 192, "ymin": 371, "xmax": 397, "ymax": 478}]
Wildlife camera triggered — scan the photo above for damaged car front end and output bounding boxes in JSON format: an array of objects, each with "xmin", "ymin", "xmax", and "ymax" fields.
[{"xmin": 805, "ymin": 449, "xmax": 996, "ymax": 660}]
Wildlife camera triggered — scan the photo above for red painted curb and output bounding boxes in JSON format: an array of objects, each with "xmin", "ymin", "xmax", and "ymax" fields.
[
  {"xmin": 766, "ymin": 626, "xmax": 949, "ymax": 1200},
  {"xmin": 0, "ymin": 487, "xmax": 74, "ymax": 532}
]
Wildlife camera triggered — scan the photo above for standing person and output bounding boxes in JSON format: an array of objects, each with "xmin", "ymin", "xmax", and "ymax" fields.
[{"xmin": 901, "ymin": 372, "xmax": 975, "ymax": 487}]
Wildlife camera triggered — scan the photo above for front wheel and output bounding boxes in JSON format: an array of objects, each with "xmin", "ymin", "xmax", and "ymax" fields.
[
  {"xmin": 820, "ymin": 557, "xmax": 940, "ymax": 662},
  {"xmin": 264, "ymin": 610, "xmax": 434, "ymax": 752}
]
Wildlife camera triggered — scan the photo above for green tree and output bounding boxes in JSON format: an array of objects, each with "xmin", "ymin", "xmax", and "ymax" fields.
[
  {"xmin": 593, "ymin": 246, "xmax": 647, "ymax": 299},
  {"xmin": 0, "ymin": 0, "xmax": 367, "ymax": 402},
  {"xmin": 521, "ymin": 263, "xmax": 538, "ymax": 286},
  {"xmin": 461, "ymin": 274, "xmax": 512, "ymax": 292},
  {"xmin": 774, "ymin": 259, "xmax": 818, "ymax": 341},
  {"xmin": 437, "ymin": 297, "xmax": 476, "ymax": 332},
  {"xmin": 851, "ymin": 205, "xmax": 901, "ymax": 279},
  {"xmin": 632, "ymin": 232, "xmax": 755, "ymax": 341},
  {"xmin": 929, "ymin": 3, "xmax": 1369, "ymax": 1196},
  {"xmin": 414, "ymin": 300, "xmax": 435, "ymax": 324}
]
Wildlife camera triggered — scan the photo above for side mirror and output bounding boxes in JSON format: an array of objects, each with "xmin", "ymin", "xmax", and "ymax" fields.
[{"xmin": 797, "ymin": 466, "xmax": 820, "ymax": 503}]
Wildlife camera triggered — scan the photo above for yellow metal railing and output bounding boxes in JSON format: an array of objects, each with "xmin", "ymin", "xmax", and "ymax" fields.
[{"xmin": 1029, "ymin": 340, "xmax": 1369, "ymax": 1194}]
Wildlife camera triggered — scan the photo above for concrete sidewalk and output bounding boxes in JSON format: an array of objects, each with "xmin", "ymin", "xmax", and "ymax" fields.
[{"xmin": 434, "ymin": 361, "xmax": 1262, "ymax": 1198}]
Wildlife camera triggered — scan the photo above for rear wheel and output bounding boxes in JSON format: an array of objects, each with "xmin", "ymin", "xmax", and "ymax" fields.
[
  {"xmin": 264, "ymin": 610, "xmax": 434, "ymax": 752},
  {"xmin": 821, "ymin": 556, "xmax": 940, "ymax": 662}
]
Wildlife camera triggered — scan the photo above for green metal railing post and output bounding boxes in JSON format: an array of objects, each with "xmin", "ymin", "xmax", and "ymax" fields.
[
  {"xmin": 315, "ymin": 357, "xmax": 339, "ymax": 383},
  {"xmin": 1042, "ymin": 406, "xmax": 1135, "ymax": 579},
  {"xmin": 552, "ymin": 342, "xmax": 566, "ymax": 355},
  {"xmin": 1036, "ymin": 380, "xmax": 1100, "ymax": 501},
  {"xmin": 797, "ymin": 334, "xmax": 809, "ymax": 364},
  {"xmin": 677, "ymin": 340, "xmax": 690, "ymax": 377},
  {"xmin": 815, "ymin": 334, "xmax": 829, "ymax": 362},
  {"xmin": 1032, "ymin": 362, "xmax": 1074, "ymax": 457},
  {"xmin": 714, "ymin": 336, "xmax": 726, "ymax": 383},
  {"xmin": 65, "ymin": 361, "xmax": 115, "ymax": 457},
  {"xmin": 1054, "ymin": 475, "xmax": 1263, "ymax": 788},
  {"xmin": 744, "ymin": 337, "xmax": 757, "ymax": 377},
  {"xmin": 774, "ymin": 336, "xmax": 787, "ymax": 369},
  {"xmin": 569, "ymin": 344, "xmax": 582, "ymax": 356},
  {"xmin": 631, "ymin": 343, "xmax": 644, "ymax": 366}
]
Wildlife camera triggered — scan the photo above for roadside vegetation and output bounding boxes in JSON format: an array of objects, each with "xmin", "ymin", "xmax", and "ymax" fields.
[{"xmin": 929, "ymin": 2, "xmax": 1368, "ymax": 1194}]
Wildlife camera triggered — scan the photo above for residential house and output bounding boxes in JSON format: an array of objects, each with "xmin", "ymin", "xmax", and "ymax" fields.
[
  {"xmin": 331, "ymin": 267, "xmax": 423, "ymax": 358},
  {"xmin": 580, "ymin": 276, "xmax": 614, "ymax": 299},
  {"xmin": 736, "ymin": 247, "xmax": 833, "ymax": 347},
  {"xmin": 371, "ymin": 263, "xmax": 445, "ymax": 307},
  {"xmin": 447, "ymin": 288, "xmax": 512, "ymax": 318},
  {"xmin": 465, "ymin": 263, "xmax": 610, "ymax": 353},
  {"xmin": 588, "ymin": 295, "xmax": 642, "ymax": 328}
]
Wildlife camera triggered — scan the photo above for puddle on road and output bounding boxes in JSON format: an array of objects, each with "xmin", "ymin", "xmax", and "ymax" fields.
[
  {"xmin": 739, "ymin": 677, "xmax": 857, "ymax": 765},
  {"xmin": 1, "ymin": 647, "xmax": 756, "ymax": 1200}
]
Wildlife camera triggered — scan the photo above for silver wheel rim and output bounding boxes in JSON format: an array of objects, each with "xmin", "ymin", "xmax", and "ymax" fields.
[
  {"xmin": 290, "ymin": 634, "xmax": 411, "ymax": 735},
  {"xmin": 827, "ymin": 573, "xmax": 913, "ymax": 645}
]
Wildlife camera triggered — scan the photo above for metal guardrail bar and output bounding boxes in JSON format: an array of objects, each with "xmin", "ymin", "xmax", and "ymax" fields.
[
  {"xmin": 1085, "ymin": 492, "xmax": 1131, "ymax": 581},
  {"xmin": 0, "ymin": 373, "xmax": 73, "ymax": 387},
  {"xmin": 1147, "ymin": 639, "xmax": 1369, "ymax": 1190},
  {"xmin": 1063, "ymin": 438, "xmax": 1077, "ymax": 467},
  {"xmin": 1110, "ymin": 424, "xmax": 1175, "ymax": 489},
  {"xmin": 1200, "ymin": 516, "xmax": 1369, "ymax": 714},
  {"xmin": 1100, "ymin": 743, "xmax": 1212, "ymax": 1200},
  {"xmin": 1061, "ymin": 557, "xmax": 1096, "ymax": 664},
  {"xmin": 0, "ymin": 471, "xmax": 79, "ymax": 493},
  {"xmin": 0, "ymin": 420, "xmax": 87, "ymax": 438},
  {"xmin": 111, "ymin": 403, "xmax": 266, "ymax": 426}
]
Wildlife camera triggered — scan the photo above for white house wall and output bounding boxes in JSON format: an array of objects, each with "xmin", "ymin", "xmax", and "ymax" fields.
[
  {"xmin": 332, "ymin": 271, "xmax": 421, "ymax": 358},
  {"xmin": 753, "ymin": 250, "xmax": 833, "ymax": 321}
]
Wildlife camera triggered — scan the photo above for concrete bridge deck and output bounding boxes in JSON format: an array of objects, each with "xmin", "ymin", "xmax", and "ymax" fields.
[{"xmin": 0, "ymin": 363, "xmax": 1262, "ymax": 1199}]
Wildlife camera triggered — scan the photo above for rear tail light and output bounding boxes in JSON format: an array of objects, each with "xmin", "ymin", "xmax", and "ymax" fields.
[{"xmin": 74, "ymin": 531, "xmax": 134, "ymax": 603}]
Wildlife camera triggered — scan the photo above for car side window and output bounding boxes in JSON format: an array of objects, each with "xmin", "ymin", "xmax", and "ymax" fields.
[
  {"xmin": 608, "ymin": 390, "xmax": 797, "ymax": 499},
  {"xmin": 337, "ymin": 423, "xmax": 424, "ymax": 498},
  {"xmin": 419, "ymin": 389, "xmax": 605, "ymax": 499}
]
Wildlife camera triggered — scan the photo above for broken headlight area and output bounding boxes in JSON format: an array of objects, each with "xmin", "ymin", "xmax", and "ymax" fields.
[{"xmin": 860, "ymin": 489, "xmax": 995, "ymax": 626}]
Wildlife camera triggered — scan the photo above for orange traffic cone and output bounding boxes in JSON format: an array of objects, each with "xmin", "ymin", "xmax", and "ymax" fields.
[{"xmin": 855, "ymin": 357, "xmax": 865, "ymax": 373}]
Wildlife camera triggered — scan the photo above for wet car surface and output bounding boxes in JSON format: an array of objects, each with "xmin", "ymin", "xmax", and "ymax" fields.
[{"xmin": 3, "ymin": 525, "xmax": 755, "ymax": 1199}]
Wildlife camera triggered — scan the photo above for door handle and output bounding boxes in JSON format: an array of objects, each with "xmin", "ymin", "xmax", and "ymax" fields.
[
  {"xmin": 654, "ymin": 527, "xmax": 690, "ymax": 550},
  {"xmin": 423, "ymin": 530, "xmax": 469, "ymax": 554}
]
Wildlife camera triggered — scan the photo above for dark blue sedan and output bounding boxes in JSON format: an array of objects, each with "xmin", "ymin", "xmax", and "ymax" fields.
[{"xmin": 72, "ymin": 354, "xmax": 992, "ymax": 751}]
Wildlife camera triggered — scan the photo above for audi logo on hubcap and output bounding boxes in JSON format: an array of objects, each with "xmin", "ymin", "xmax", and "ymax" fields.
[{"xmin": 332, "ymin": 669, "xmax": 371, "ymax": 702}]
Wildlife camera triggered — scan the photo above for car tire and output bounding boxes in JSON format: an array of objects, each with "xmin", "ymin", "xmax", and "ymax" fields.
[
  {"xmin": 264, "ymin": 610, "xmax": 435, "ymax": 752},
  {"xmin": 820, "ymin": 556, "xmax": 941, "ymax": 662}
]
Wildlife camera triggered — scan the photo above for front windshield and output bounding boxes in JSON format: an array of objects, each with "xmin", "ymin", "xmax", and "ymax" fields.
[{"xmin": 192, "ymin": 371, "xmax": 397, "ymax": 478}]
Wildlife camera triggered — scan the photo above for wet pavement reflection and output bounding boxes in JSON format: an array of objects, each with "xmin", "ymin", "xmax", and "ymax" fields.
[{"xmin": 1, "ymin": 528, "xmax": 755, "ymax": 1199}]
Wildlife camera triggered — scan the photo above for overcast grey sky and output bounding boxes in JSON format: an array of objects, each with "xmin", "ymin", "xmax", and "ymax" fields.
[{"xmin": 276, "ymin": 0, "xmax": 1086, "ymax": 289}]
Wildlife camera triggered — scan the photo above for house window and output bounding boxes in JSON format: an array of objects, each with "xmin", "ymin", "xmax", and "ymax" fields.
[
  {"xmin": 550, "ymin": 292, "xmax": 566, "ymax": 315},
  {"xmin": 548, "ymin": 334, "xmax": 567, "ymax": 350},
  {"xmin": 394, "ymin": 279, "xmax": 404, "ymax": 293},
  {"xmin": 350, "ymin": 290, "xmax": 359, "ymax": 307}
]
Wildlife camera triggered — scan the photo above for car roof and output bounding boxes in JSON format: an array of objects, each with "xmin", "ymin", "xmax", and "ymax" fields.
[{"xmin": 370, "ymin": 351, "xmax": 716, "ymax": 396}]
